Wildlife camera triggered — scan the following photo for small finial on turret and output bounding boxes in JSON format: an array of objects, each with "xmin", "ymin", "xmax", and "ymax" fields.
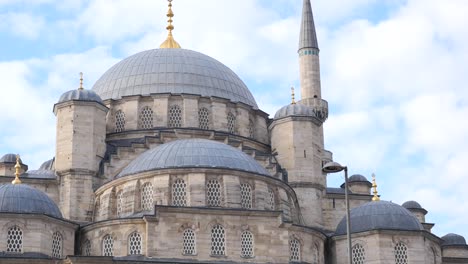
[
  {"xmin": 291, "ymin": 87, "xmax": 296, "ymax": 104},
  {"xmin": 372, "ymin": 173, "xmax": 380, "ymax": 201},
  {"xmin": 78, "ymin": 72, "xmax": 84, "ymax": 90},
  {"xmin": 160, "ymin": 0, "xmax": 181, "ymax": 49},
  {"xmin": 11, "ymin": 155, "xmax": 22, "ymax": 185}
]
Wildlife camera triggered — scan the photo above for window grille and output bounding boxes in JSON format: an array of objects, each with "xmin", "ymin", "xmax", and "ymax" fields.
[
  {"xmin": 169, "ymin": 105, "xmax": 182, "ymax": 128},
  {"xmin": 352, "ymin": 244, "xmax": 365, "ymax": 264},
  {"xmin": 83, "ymin": 240, "xmax": 91, "ymax": 256},
  {"xmin": 289, "ymin": 238, "xmax": 301, "ymax": 262},
  {"xmin": 211, "ymin": 225, "xmax": 226, "ymax": 256},
  {"xmin": 172, "ymin": 178, "xmax": 187, "ymax": 206},
  {"xmin": 115, "ymin": 110, "xmax": 125, "ymax": 132},
  {"xmin": 183, "ymin": 229, "xmax": 196, "ymax": 255},
  {"xmin": 240, "ymin": 183, "xmax": 252, "ymax": 209},
  {"xmin": 141, "ymin": 183, "xmax": 154, "ymax": 211},
  {"xmin": 394, "ymin": 242, "xmax": 408, "ymax": 264},
  {"xmin": 267, "ymin": 188, "xmax": 275, "ymax": 210},
  {"xmin": 227, "ymin": 112, "xmax": 236, "ymax": 134},
  {"xmin": 206, "ymin": 179, "xmax": 221, "ymax": 207},
  {"xmin": 102, "ymin": 235, "xmax": 114, "ymax": 256},
  {"xmin": 117, "ymin": 190, "xmax": 124, "ymax": 216},
  {"xmin": 248, "ymin": 119, "xmax": 254, "ymax": 138},
  {"xmin": 139, "ymin": 106, "xmax": 153, "ymax": 129},
  {"xmin": 198, "ymin": 107, "xmax": 210, "ymax": 130},
  {"xmin": 241, "ymin": 231, "xmax": 254, "ymax": 258},
  {"xmin": 7, "ymin": 226, "xmax": 22, "ymax": 253},
  {"xmin": 52, "ymin": 232, "xmax": 63, "ymax": 258},
  {"xmin": 128, "ymin": 232, "xmax": 142, "ymax": 255}
]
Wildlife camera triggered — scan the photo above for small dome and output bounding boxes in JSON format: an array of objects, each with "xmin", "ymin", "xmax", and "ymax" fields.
[
  {"xmin": 92, "ymin": 49, "xmax": 258, "ymax": 108},
  {"xmin": 335, "ymin": 201, "xmax": 423, "ymax": 235},
  {"xmin": 58, "ymin": 89, "xmax": 103, "ymax": 104},
  {"xmin": 402, "ymin": 200, "xmax": 422, "ymax": 209},
  {"xmin": 0, "ymin": 184, "xmax": 62, "ymax": 218},
  {"xmin": 39, "ymin": 158, "xmax": 55, "ymax": 171},
  {"xmin": 349, "ymin": 174, "xmax": 369, "ymax": 182},
  {"xmin": 274, "ymin": 104, "xmax": 314, "ymax": 119},
  {"xmin": 442, "ymin": 233, "xmax": 467, "ymax": 246},
  {"xmin": 117, "ymin": 139, "xmax": 270, "ymax": 178},
  {"xmin": 0, "ymin": 154, "xmax": 21, "ymax": 163}
]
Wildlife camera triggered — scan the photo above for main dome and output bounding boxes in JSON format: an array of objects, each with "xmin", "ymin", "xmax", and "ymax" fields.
[{"xmin": 92, "ymin": 49, "xmax": 258, "ymax": 108}]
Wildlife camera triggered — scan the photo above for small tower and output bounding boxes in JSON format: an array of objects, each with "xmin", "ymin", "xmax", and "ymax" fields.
[{"xmin": 53, "ymin": 73, "xmax": 108, "ymax": 221}]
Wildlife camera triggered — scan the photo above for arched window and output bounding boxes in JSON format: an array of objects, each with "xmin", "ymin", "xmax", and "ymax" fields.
[
  {"xmin": 102, "ymin": 235, "xmax": 114, "ymax": 256},
  {"xmin": 227, "ymin": 112, "xmax": 236, "ymax": 134},
  {"xmin": 432, "ymin": 248, "xmax": 437, "ymax": 264},
  {"xmin": 267, "ymin": 188, "xmax": 275, "ymax": 210},
  {"xmin": 117, "ymin": 190, "xmax": 124, "ymax": 216},
  {"xmin": 313, "ymin": 244, "xmax": 319, "ymax": 263},
  {"xmin": 240, "ymin": 231, "xmax": 254, "ymax": 258},
  {"xmin": 240, "ymin": 183, "xmax": 252, "ymax": 209},
  {"xmin": 206, "ymin": 179, "xmax": 221, "ymax": 207},
  {"xmin": 141, "ymin": 182, "xmax": 154, "ymax": 211},
  {"xmin": 168, "ymin": 105, "xmax": 182, "ymax": 128},
  {"xmin": 352, "ymin": 243, "xmax": 365, "ymax": 264},
  {"xmin": 248, "ymin": 119, "xmax": 254, "ymax": 138},
  {"xmin": 172, "ymin": 178, "xmax": 187, "ymax": 206},
  {"xmin": 139, "ymin": 106, "xmax": 153, "ymax": 129},
  {"xmin": 198, "ymin": 107, "xmax": 210, "ymax": 130},
  {"xmin": 83, "ymin": 240, "xmax": 91, "ymax": 256},
  {"xmin": 128, "ymin": 232, "xmax": 142, "ymax": 255},
  {"xmin": 115, "ymin": 110, "xmax": 125, "ymax": 132},
  {"xmin": 52, "ymin": 231, "xmax": 63, "ymax": 258},
  {"xmin": 6, "ymin": 226, "xmax": 22, "ymax": 253},
  {"xmin": 394, "ymin": 242, "xmax": 408, "ymax": 264},
  {"xmin": 289, "ymin": 238, "xmax": 301, "ymax": 262},
  {"xmin": 183, "ymin": 229, "xmax": 196, "ymax": 255},
  {"xmin": 211, "ymin": 225, "xmax": 226, "ymax": 256}
]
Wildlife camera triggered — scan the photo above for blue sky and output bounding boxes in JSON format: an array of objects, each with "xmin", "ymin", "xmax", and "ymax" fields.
[{"xmin": 0, "ymin": 0, "xmax": 467, "ymax": 240}]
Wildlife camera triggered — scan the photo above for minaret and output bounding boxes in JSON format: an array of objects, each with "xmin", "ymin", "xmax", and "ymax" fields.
[{"xmin": 298, "ymin": 0, "xmax": 321, "ymax": 103}]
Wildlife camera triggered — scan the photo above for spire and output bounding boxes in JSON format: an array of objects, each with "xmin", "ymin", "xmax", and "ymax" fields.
[
  {"xmin": 11, "ymin": 155, "xmax": 22, "ymax": 185},
  {"xmin": 78, "ymin": 72, "xmax": 84, "ymax": 90},
  {"xmin": 299, "ymin": 0, "xmax": 319, "ymax": 51},
  {"xmin": 160, "ymin": 0, "xmax": 181, "ymax": 49},
  {"xmin": 291, "ymin": 87, "xmax": 296, "ymax": 104},
  {"xmin": 372, "ymin": 173, "xmax": 380, "ymax": 201}
]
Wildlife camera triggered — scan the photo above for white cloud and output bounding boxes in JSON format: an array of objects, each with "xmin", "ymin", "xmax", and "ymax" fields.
[{"xmin": 0, "ymin": 12, "xmax": 45, "ymax": 39}]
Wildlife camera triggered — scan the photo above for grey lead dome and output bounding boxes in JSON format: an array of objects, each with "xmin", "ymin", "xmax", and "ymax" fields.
[
  {"xmin": 92, "ymin": 49, "xmax": 258, "ymax": 108},
  {"xmin": 58, "ymin": 89, "xmax": 103, "ymax": 104},
  {"xmin": 441, "ymin": 233, "xmax": 467, "ymax": 246},
  {"xmin": 335, "ymin": 201, "xmax": 423, "ymax": 235},
  {"xmin": 117, "ymin": 139, "xmax": 270, "ymax": 178},
  {"xmin": 274, "ymin": 104, "xmax": 314, "ymax": 119},
  {"xmin": 0, "ymin": 184, "xmax": 62, "ymax": 218}
]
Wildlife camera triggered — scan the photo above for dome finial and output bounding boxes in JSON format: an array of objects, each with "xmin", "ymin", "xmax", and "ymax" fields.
[
  {"xmin": 78, "ymin": 72, "xmax": 84, "ymax": 90},
  {"xmin": 11, "ymin": 155, "xmax": 22, "ymax": 185},
  {"xmin": 372, "ymin": 173, "xmax": 380, "ymax": 201},
  {"xmin": 291, "ymin": 87, "xmax": 296, "ymax": 104},
  {"xmin": 160, "ymin": 0, "xmax": 181, "ymax": 49}
]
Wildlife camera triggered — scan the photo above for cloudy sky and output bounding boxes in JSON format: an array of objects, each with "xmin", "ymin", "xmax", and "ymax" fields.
[{"xmin": 0, "ymin": 0, "xmax": 467, "ymax": 239}]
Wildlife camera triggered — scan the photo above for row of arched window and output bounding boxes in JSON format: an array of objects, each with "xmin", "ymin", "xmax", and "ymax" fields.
[
  {"xmin": 113, "ymin": 106, "xmax": 255, "ymax": 138},
  {"xmin": 86, "ymin": 226, "xmax": 301, "ymax": 260},
  {"xmin": 351, "ymin": 242, "xmax": 409, "ymax": 264},
  {"xmin": 6, "ymin": 226, "xmax": 63, "ymax": 259},
  {"xmin": 109, "ymin": 180, "xmax": 278, "ymax": 217}
]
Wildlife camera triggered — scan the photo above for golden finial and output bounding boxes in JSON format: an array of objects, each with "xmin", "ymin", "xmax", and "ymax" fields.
[
  {"xmin": 78, "ymin": 72, "xmax": 84, "ymax": 90},
  {"xmin": 291, "ymin": 87, "xmax": 296, "ymax": 104},
  {"xmin": 160, "ymin": 0, "xmax": 181, "ymax": 49},
  {"xmin": 11, "ymin": 155, "xmax": 22, "ymax": 185},
  {"xmin": 372, "ymin": 173, "xmax": 380, "ymax": 201}
]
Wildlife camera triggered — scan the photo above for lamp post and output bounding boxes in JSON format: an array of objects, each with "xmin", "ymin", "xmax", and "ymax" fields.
[{"xmin": 323, "ymin": 161, "xmax": 352, "ymax": 264}]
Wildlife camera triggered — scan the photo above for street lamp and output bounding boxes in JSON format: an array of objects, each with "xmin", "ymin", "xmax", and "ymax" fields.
[{"xmin": 323, "ymin": 161, "xmax": 352, "ymax": 264}]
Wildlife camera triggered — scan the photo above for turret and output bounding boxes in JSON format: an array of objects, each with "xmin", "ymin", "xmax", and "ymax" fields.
[{"xmin": 53, "ymin": 73, "xmax": 108, "ymax": 221}]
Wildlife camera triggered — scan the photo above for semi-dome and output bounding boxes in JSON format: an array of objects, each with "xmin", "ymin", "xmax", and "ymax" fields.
[
  {"xmin": 58, "ymin": 89, "xmax": 103, "ymax": 104},
  {"xmin": 0, "ymin": 154, "xmax": 21, "ymax": 163},
  {"xmin": 117, "ymin": 139, "xmax": 269, "ymax": 178},
  {"xmin": 335, "ymin": 201, "xmax": 423, "ymax": 235},
  {"xmin": 0, "ymin": 184, "xmax": 62, "ymax": 218},
  {"xmin": 442, "ymin": 233, "xmax": 467, "ymax": 246},
  {"xmin": 402, "ymin": 200, "xmax": 422, "ymax": 209},
  {"xmin": 274, "ymin": 103, "xmax": 314, "ymax": 119},
  {"xmin": 92, "ymin": 49, "xmax": 258, "ymax": 108}
]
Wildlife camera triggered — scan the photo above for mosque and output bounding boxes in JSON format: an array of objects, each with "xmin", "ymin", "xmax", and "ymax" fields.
[{"xmin": 0, "ymin": 0, "xmax": 467, "ymax": 263}]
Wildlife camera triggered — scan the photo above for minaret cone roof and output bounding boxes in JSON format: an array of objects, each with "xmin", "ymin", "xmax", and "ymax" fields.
[{"xmin": 299, "ymin": 0, "xmax": 319, "ymax": 51}]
